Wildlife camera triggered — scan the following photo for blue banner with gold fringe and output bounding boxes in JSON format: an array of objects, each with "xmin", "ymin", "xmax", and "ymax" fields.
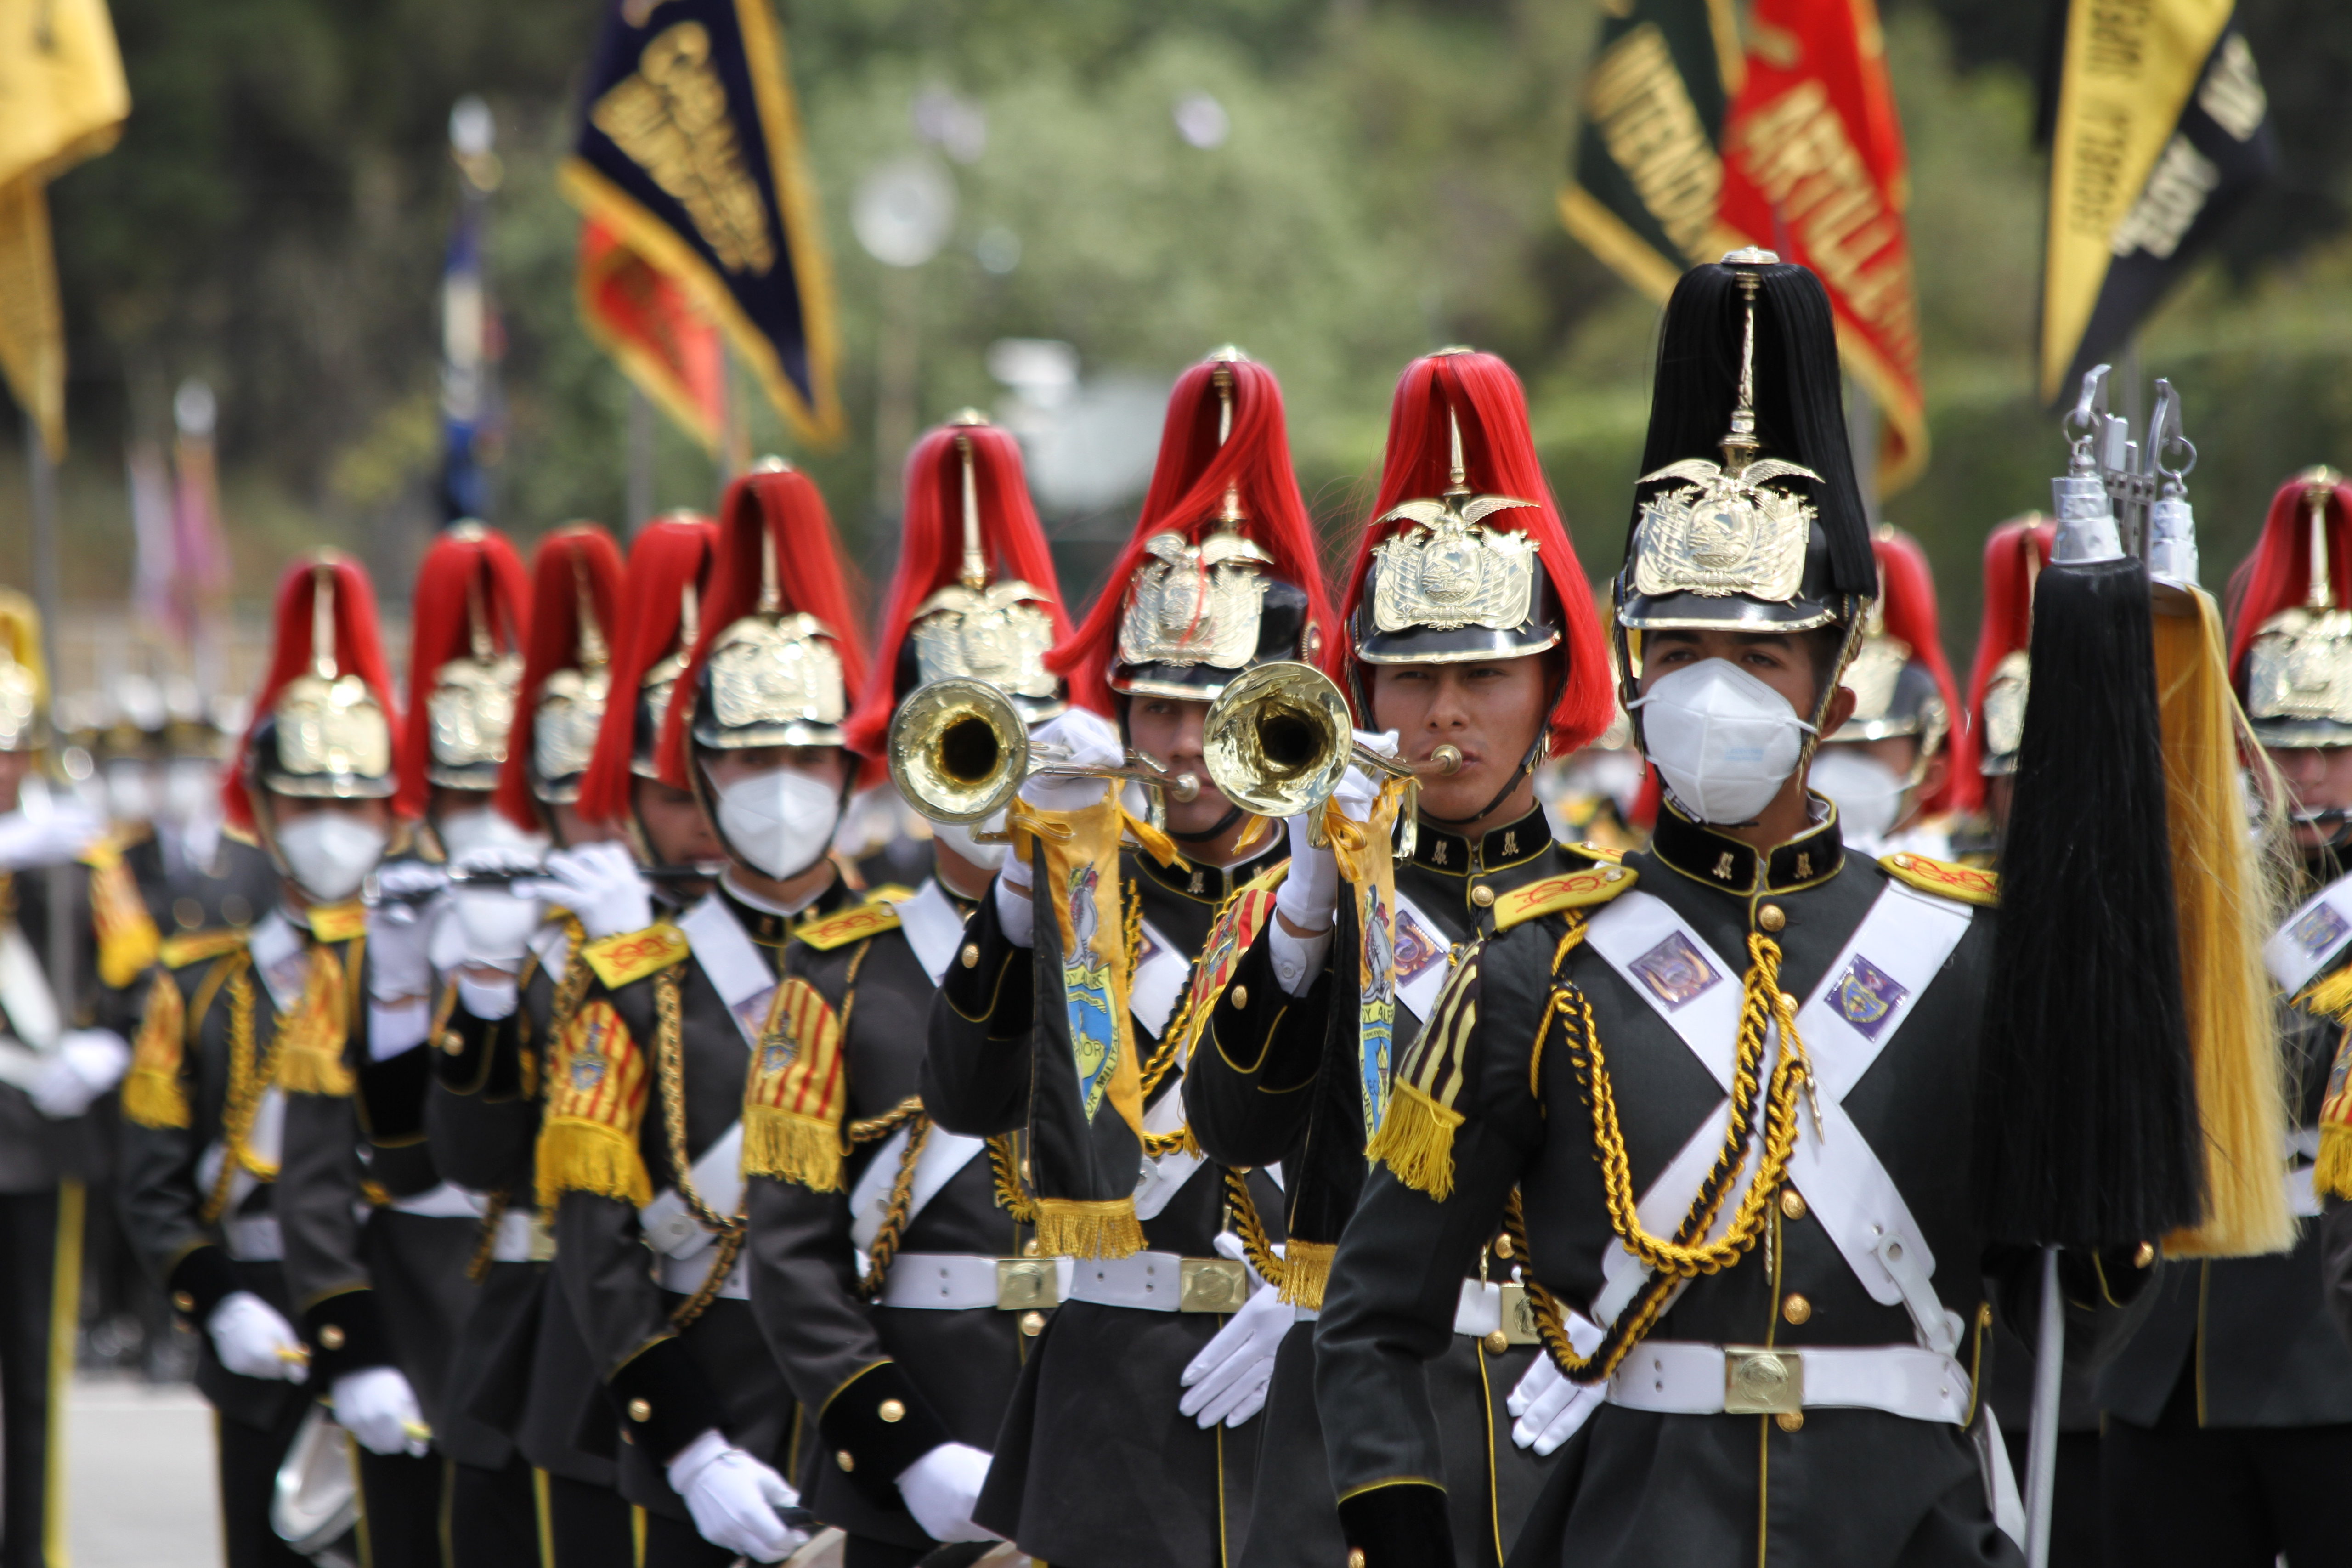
[{"xmin": 561, "ymin": 0, "xmax": 842, "ymax": 444}]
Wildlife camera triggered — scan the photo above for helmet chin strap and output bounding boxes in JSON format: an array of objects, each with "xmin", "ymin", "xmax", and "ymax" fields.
[
  {"xmin": 1169, "ymin": 803, "xmax": 1246, "ymax": 843},
  {"xmin": 1418, "ymin": 672, "xmax": 1565, "ymax": 829}
]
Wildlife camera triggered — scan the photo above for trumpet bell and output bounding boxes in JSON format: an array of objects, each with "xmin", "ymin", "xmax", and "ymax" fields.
[
  {"xmin": 888, "ymin": 678, "xmax": 1029, "ymax": 825},
  {"xmin": 1203, "ymin": 662, "xmax": 1354, "ymax": 821}
]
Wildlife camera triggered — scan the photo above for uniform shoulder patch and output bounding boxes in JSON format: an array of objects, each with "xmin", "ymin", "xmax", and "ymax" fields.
[
  {"xmin": 160, "ymin": 928, "xmax": 248, "ymax": 970},
  {"xmin": 1879, "ymin": 851, "xmax": 1998, "ymax": 907},
  {"xmin": 582, "ymin": 923, "xmax": 690, "ymax": 988},
  {"xmin": 796, "ymin": 900, "xmax": 902, "ymax": 951},
  {"xmin": 1492, "ymin": 864, "xmax": 1640, "ymax": 932}
]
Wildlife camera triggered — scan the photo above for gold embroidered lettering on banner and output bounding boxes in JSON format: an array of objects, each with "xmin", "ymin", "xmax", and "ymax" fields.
[
  {"xmin": 1371, "ymin": 496, "xmax": 1543, "ymax": 633},
  {"xmin": 1981, "ymin": 650, "xmax": 2032, "ymax": 760},
  {"xmin": 2245, "ymin": 609, "xmax": 2352, "ymax": 728},
  {"xmin": 1117, "ymin": 533, "xmax": 1272, "ymax": 668},
  {"xmin": 592, "ymin": 22, "xmax": 775, "ymax": 277},
  {"xmin": 1587, "ymin": 23, "xmax": 1725, "ymax": 261},
  {"xmin": 910, "ymin": 582, "xmax": 1059, "ymax": 698},
  {"xmin": 536, "ymin": 666, "xmax": 613, "ymax": 781},
  {"xmin": 709, "ymin": 614, "xmax": 847, "ymax": 729},
  {"xmin": 430, "ymin": 655, "xmax": 522, "ymax": 769},
  {"xmin": 1633, "ymin": 454, "xmax": 1820, "ymax": 603}
]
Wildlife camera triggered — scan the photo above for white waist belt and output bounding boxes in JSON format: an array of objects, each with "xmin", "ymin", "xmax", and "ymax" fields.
[
  {"xmin": 656, "ymin": 1247, "xmax": 748, "ymax": 1301},
  {"xmin": 1607, "ymin": 1340, "xmax": 1971, "ymax": 1425},
  {"xmin": 489, "ymin": 1208, "xmax": 552, "ymax": 1265},
  {"xmin": 1294, "ymin": 1276, "xmax": 1510, "ymax": 1333},
  {"xmin": 1062, "ymin": 1250, "xmax": 1251, "ymax": 1313},
  {"xmin": 388, "ymin": 1181, "xmax": 489, "ymax": 1220},
  {"xmin": 224, "ymin": 1214, "xmax": 283, "ymax": 1262},
  {"xmin": 876, "ymin": 1253, "xmax": 1075, "ymax": 1311}
]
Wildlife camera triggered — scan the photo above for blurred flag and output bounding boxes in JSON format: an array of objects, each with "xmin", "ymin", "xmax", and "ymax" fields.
[
  {"xmin": 578, "ymin": 215, "xmax": 726, "ymax": 454},
  {"xmin": 1718, "ymin": 0, "xmax": 1928, "ymax": 493},
  {"xmin": 440, "ymin": 182, "xmax": 503, "ymax": 523},
  {"xmin": 126, "ymin": 437, "xmax": 172, "ymax": 625},
  {"xmin": 1556, "ymin": 0, "xmax": 1742, "ymax": 299},
  {"xmin": 2040, "ymin": 1, "xmax": 2273, "ymax": 404},
  {"xmin": 0, "ymin": 0, "xmax": 128, "ymax": 459},
  {"xmin": 561, "ymin": 0, "xmax": 842, "ymax": 445},
  {"xmin": 168, "ymin": 379, "xmax": 231, "ymax": 666}
]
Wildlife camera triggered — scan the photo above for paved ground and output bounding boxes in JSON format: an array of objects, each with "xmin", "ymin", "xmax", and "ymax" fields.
[{"xmin": 63, "ymin": 1374, "xmax": 220, "ymax": 1568}]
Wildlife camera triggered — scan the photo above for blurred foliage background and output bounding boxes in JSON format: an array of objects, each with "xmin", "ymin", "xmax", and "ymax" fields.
[{"xmin": 9, "ymin": 0, "xmax": 2352, "ymax": 682}]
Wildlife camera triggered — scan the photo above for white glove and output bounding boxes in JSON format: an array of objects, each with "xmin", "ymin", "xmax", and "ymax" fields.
[
  {"xmin": 333, "ymin": 1366, "xmax": 429, "ymax": 1457},
  {"xmin": 1177, "ymin": 1233, "xmax": 1289, "ymax": 1428},
  {"xmin": 515, "ymin": 842, "xmax": 652, "ymax": 941},
  {"xmin": 450, "ymin": 846, "xmax": 544, "ymax": 973},
  {"xmin": 1272, "ymin": 730, "xmax": 1396, "ymax": 938},
  {"xmin": 895, "ymin": 1441, "xmax": 1000, "ymax": 1544},
  {"xmin": 366, "ymin": 863, "xmax": 447, "ymax": 1002},
  {"xmin": 1506, "ymin": 1311, "xmax": 1606, "ymax": 1455},
  {"xmin": 666, "ymin": 1429, "xmax": 808, "ymax": 1564},
  {"xmin": 207, "ymin": 1292, "xmax": 307, "ymax": 1384},
  {"xmin": 29, "ymin": 1027, "xmax": 130, "ymax": 1118},
  {"xmin": 1018, "ymin": 708, "xmax": 1123, "ymax": 813},
  {"xmin": 0, "ymin": 799, "xmax": 103, "ymax": 870}
]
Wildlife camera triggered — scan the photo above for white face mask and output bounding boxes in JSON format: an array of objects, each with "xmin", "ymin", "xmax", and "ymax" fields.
[
  {"xmin": 931, "ymin": 811, "xmax": 1009, "ymax": 874},
  {"xmin": 1630, "ymin": 659, "xmax": 1816, "ymax": 826},
  {"xmin": 713, "ymin": 766, "xmax": 840, "ymax": 881},
  {"xmin": 1808, "ymin": 746, "xmax": 1907, "ymax": 848},
  {"xmin": 436, "ymin": 803, "xmax": 549, "ymax": 866},
  {"xmin": 275, "ymin": 812, "xmax": 389, "ymax": 904}
]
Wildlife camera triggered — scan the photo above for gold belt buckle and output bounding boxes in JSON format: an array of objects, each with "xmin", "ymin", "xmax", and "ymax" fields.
[
  {"xmin": 1179, "ymin": 1257, "xmax": 1250, "ymax": 1313},
  {"xmin": 1722, "ymin": 1346, "xmax": 1805, "ymax": 1415},
  {"xmin": 995, "ymin": 1258, "xmax": 1058, "ymax": 1312},
  {"xmin": 1498, "ymin": 1283, "xmax": 1541, "ymax": 1346},
  {"xmin": 526, "ymin": 1211, "xmax": 557, "ymax": 1264}
]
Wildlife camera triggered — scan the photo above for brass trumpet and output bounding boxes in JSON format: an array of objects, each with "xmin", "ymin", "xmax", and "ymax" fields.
[
  {"xmin": 888, "ymin": 677, "xmax": 1201, "ymax": 826},
  {"xmin": 1201, "ymin": 662, "xmax": 1460, "ymax": 850}
]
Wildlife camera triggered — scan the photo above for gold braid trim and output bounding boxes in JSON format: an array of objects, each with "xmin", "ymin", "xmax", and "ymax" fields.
[
  {"xmin": 670, "ymin": 1228, "xmax": 747, "ymax": 1331},
  {"xmin": 551, "ymin": 915, "xmax": 593, "ymax": 1036},
  {"xmin": 1222, "ymin": 1167, "xmax": 1290, "ymax": 1297},
  {"xmin": 123, "ymin": 972, "xmax": 190, "ymax": 1129},
  {"xmin": 202, "ymin": 962, "xmax": 273, "ymax": 1225},
  {"xmin": 858, "ymin": 1116, "xmax": 931, "ymax": 1300},
  {"xmin": 654, "ymin": 966, "xmax": 746, "ymax": 1327},
  {"xmin": 1032, "ymin": 1196, "xmax": 1145, "ymax": 1259},
  {"xmin": 846, "ymin": 1096, "xmax": 924, "ymax": 1145},
  {"xmin": 467, "ymin": 1187, "xmax": 511, "ymax": 1285},
  {"xmin": 987, "ymin": 1133, "xmax": 1035, "ymax": 1222}
]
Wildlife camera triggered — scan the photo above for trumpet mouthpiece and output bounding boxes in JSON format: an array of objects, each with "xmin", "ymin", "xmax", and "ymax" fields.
[
  {"xmin": 1167, "ymin": 773, "xmax": 1202, "ymax": 804},
  {"xmin": 1430, "ymin": 745, "xmax": 1463, "ymax": 775}
]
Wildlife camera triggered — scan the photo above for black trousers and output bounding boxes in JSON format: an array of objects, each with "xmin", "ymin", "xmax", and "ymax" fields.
[
  {"xmin": 447, "ymin": 1455, "xmax": 537, "ymax": 1568},
  {"xmin": 2103, "ymin": 1368, "xmax": 2352, "ymax": 1568},
  {"xmin": 215, "ymin": 1399, "xmax": 314, "ymax": 1568},
  {"xmin": 640, "ymin": 1508, "xmax": 733, "ymax": 1568},
  {"xmin": 542, "ymin": 1471, "xmax": 633, "ymax": 1568},
  {"xmin": 356, "ymin": 1447, "xmax": 447, "ymax": 1568},
  {"xmin": 0, "ymin": 1187, "xmax": 75, "ymax": 1568}
]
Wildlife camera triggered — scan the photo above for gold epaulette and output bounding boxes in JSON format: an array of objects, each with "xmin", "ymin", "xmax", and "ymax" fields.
[
  {"xmin": 160, "ymin": 928, "xmax": 248, "ymax": 970},
  {"xmin": 1573, "ymin": 843, "xmax": 1627, "ymax": 865},
  {"xmin": 1879, "ymin": 851, "xmax": 1998, "ymax": 907},
  {"xmin": 306, "ymin": 900, "xmax": 368, "ymax": 944},
  {"xmin": 797, "ymin": 900, "xmax": 903, "ymax": 951},
  {"xmin": 582, "ymin": 923, "xmax": 690, "ymax": 988},
  {"xmin": 1492, "ymin": 863, "xmax": 1640, "ymax": 932}
]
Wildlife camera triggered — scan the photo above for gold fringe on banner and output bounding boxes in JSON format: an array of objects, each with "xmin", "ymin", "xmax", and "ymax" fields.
[
  {"xmin": 1365, "ymin": 1081, "xmax": 1465, "ymax": 1200},
  {"xmin": 741, "ymin": 1105, "xmax": 845, "ymax": 1193},
  {"xmin": 535, "ymin": 1119, "xmax": 653, "ymax": 1211},
  {"xmin": 1032, "ymin": 1196, "xmax": 1144, "ymax": 1260},
  {"xmin": 120, "ymin": 973, "xmax": 187, "ymax": 1129}
]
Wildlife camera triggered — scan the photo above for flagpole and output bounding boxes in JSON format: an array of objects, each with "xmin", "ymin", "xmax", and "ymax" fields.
[
  {"xmin": 23, "ymin": 412, "xmax": 74, "ymax": 1002},
  {"xmin": 1845, "ymin": 376, "xmax": 1881, "ymax": 526},
  {"xmin": 627, "ymin": 383, "xmax": 654, "ymax": 531}
]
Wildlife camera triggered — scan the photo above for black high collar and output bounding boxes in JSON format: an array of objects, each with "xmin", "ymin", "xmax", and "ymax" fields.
[
  {"xmin": 717, "ymin": 869, "xmax": 850, "ymax": 950},
  {"xmin": 1137, "ymin": 835, "xmax": 1286, "ymax": 906},
  {"xmin": 1647, "ymin": 798, "xmax": 1844, "ymax": 896},
  {"xmin": 1408, "ymin": 805, "xmax": 1555, "ymax": 879}
]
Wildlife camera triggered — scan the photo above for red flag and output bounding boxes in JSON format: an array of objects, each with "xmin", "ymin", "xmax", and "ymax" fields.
[
  {"xmin": 1718, "ymin": 0, "xmax": 1926, "ymax": 494},
  {"xmin": 576, "ymin": 217, "xmax": 726, "ymax": 455}
]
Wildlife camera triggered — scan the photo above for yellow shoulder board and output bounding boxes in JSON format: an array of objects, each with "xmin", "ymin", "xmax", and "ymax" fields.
[
  {"xmin": 160, "ymin": 928, "xmax": 247, "ymax": 970},
  {"xmin": 306, "ymin": 900, "xmax": 368, "ymax": 944},
  {"xmin": 1493, "ymin": 864, "xmax": 1639, "ymax": 932},
  {"xmin": 1879, "ymin": 851, "xmax": 1998, "ymax": 907},
  {"xmin": 1573, "ymin": 843, "xmax": 1627, "ymax": 866},
  {"xmin": 583, "ymin": 923, "xmax": 690, "ymax": 988},
  {"xmin": 797, "ymin": 900, "xmax": 903, "ymax": 951}
]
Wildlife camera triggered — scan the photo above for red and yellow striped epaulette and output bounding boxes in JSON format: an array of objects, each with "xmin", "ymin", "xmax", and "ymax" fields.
[
  {"xmin": 159, "ymin": 927, "xmax": 248, "ymax": 971},
  {"xmin": 1493, "ymin": 863, "xmax": 1640, "ymax": 932},
  {"xmin": 83, "ymin": 832, "xmax": 162, "ymax": 986},
  {"xmin": 796, "ymin": 898, "xmax": 903, "ymax": 951},
  {"xmin": 1880, "ymin": 851, "xmax": 1998, "ymax": 907},
  {"xmin": 582, "ymin": 923, "xmax": 690, "ymax": 988}
]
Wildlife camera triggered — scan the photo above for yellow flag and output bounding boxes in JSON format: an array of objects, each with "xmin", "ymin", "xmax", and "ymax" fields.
[{"xmin": 0, "ymin": 0, "xmax": 129, "ymax": 459}]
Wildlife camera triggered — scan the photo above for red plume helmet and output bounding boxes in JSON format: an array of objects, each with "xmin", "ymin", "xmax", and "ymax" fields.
[
  {"xmin": 396, "ymin": 523, "xmax": 531, "ymax": 816},
  {"xmin": 657, "ymin": 464, "xmax": 871, "ymax": 786},
  {"xmin": 1047, "ymin": 350, "xmax": 1334, "ymax": 713},
  {"xmin": 2228, "ymin": 467, "xmax": 2352, "ymax": 747},
  {"xmin": 227, "ymin": 552, "xmax": 401, "ymax": 832},
  {"xmin": 1336, "ymin": 350, "xmax": 1614, "ymax": 759},
  {"xmin": 496, "ymin": 524, "xmax": 626, "ymax": 831},
  {"xmin": 577, "ymin": 514, "xmax": 718, "ymax": 826},
  {"xmin": 1825, "ymin": 526, "xmax": 1971, "ymax": 813},
  {"xmin": 1955, "ymin": 515, "xmax": 2054, "ymax": 785},
  {"xmin": 844, "ymin": 413, "xmax": 1072, "ymax": 758}
]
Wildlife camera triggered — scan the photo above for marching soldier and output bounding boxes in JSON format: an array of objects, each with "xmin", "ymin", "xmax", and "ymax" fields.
[
  {"xmin": 1309, "ymin": 254, "xmax": 2167, "ymax": 1568},
  {"xmin": 1177, "ymin": 347, "xmax": 1618, "ymax": 1568},
  {"xmin": 117, "ymin": 554, "xmax": 421, "ymax": 1568},
  {"xmin": 922, "ymin": 349, "xmax": 1327, "ymax": 1568},
  {"xmin": 534, "ymin": 466, "xmax": 881, "ymax": 1567},
  {"xmin": 2132, "ymin": 467, "xmax": 2352, "ymax": 1565},
  {"xmin": 735, "ymin": 413, "xmax": 1074, "ymax": 1565},
  {"xmin": 1948, "ymin": 517, "xmax": 2052, "ymax": 865},
  {"xmin": 426, "ymin": 522, "xmax": 627, "ymax": 1566},
  {"xmin": 1806, "ymin": 526, "xmax": 1966, "ymax": 860},
  {"xmin": 0, "ymin": 594, "xmax": 130, "ymax": 1568}
]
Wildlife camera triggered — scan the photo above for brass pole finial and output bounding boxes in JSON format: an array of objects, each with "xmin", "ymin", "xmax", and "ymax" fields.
[
  {"xmin": 2307, "ymin": 476, "xmax": 2337, "ymax": 610},
  {"xmin": 311, "ymin": 562, "xmax": 339, "ymax": 682},
  {"xmin": 956, "ymin": 432, "xmax": 987, "ymax": 589}
]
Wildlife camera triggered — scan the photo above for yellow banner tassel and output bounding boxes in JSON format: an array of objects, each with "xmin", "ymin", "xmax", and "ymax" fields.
[
  {"xmin": 741, "ymin": 1104, "xmax": 845, "ymax": 1192},
  {"xmin": 1032, "ymin": 1196, "xmax": 1144, "ymax": 1259},
  {"xmin": 1365, "ymin": 1080, "xmax": 1465, "ymax": 1200},
  {"xmin": 2154, "ymin": 590, "xmax": 2295, "ymax": 1258},
  {"xmin": 534, "ymin": 1118, "xmax": 653, "ymax": 1211},
  {"xmin": 121, "ymin": 972, "xmax": 187, "ymax": 1129},
  {"xmin": 1278, "ymin": 1240, "xmax": 1336, "ymax": 1309}
]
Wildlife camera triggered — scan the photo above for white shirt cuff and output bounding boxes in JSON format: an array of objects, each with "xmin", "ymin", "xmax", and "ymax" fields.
[
  {"xmin": 1268, "ymin": 920, "xmax": 1333, "ymax": 997},
  {"xmin": 367, "ymin": 998, "xmax": 432, "ymax": 1062},
  {"xmin": 455, "ymin": 972, "xmax": 519, "ymax": 1021}
]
